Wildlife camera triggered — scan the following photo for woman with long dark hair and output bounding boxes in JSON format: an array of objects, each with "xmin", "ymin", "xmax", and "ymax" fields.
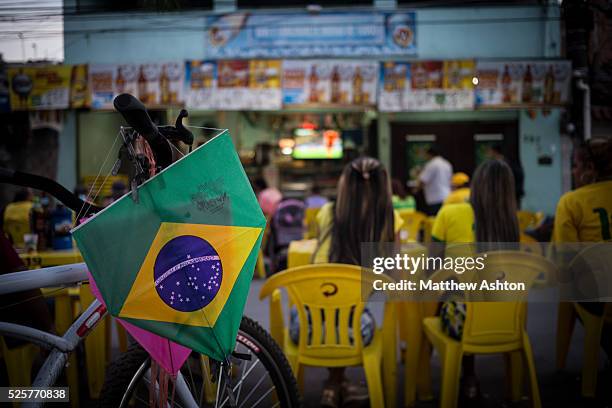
[
  {"xmin": 305, "ymin": 157, "xmax": 401, "ymax": 407},
  {"xmin": 315, "ymin": 157, "xmax": 398, "ymax": 264},
  {"xmin": 431, "ymin": 159, "xmax": 520, "ymax": 401}
]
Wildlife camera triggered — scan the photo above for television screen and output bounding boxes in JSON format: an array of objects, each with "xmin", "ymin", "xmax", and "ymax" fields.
[{"xmin": 292, "ymin": 129, "xmax": 343, "ymax": 159}]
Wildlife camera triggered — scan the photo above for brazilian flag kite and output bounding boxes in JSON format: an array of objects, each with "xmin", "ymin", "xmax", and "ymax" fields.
[{"xmin": 73, "ymin": 132, "xmax": 266, "ymax": 361}]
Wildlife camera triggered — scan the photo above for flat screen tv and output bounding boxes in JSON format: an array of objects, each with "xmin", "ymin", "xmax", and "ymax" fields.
[{"xmin": 292, "ymin": 129, "xmax": 343, "ymax": 160}]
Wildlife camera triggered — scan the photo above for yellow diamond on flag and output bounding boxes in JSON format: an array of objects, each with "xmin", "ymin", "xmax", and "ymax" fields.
[{"xmin": 119, "ymin": 222, "xmax": 263, "ymax": 327}]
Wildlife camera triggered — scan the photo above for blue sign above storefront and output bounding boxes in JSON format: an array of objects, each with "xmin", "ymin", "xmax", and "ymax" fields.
[{"xmin": 205, "ymin": 11, "xmax": 417, "ymax": 58}]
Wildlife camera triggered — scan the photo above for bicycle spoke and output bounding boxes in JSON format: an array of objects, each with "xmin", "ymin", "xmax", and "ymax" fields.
[
  {"xmin": 234, "ymin": 356, "xmax": 249, "ymax": 403},
  {"xmin": 247, "ymin": 386, "xmax": 275, "ymax": 408},
  {"xmin": 236, "ymin": 373, "xmax": 267, "ymax": 408},
  {"xmin": 214, "ymin": 363, "xmax": 224, "ymax": 408},
  {"xmin": 233, "ymin": 359, "xmax": 259, "ymax": 393},
  {"xmin": 219, "ymin": 359, "xmax": 261, "ymax": 407}
]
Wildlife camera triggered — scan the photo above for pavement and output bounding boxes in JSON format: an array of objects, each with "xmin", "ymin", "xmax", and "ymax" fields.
[{"xmin": 245, "ymin": 279, "xmax": 612, "ymax": 408}]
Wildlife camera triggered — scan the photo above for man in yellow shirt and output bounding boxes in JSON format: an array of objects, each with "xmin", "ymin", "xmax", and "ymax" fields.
[
  {"xmin": 553, "ymin": 179, "xmax": 612, "ymax": 243},
  {"xmin": 553, "ymin": 138, "xmax": 612, "ymax": 361},
  {"xmin": 443, "ymin": 172, "xmax": 470, "ymax": 207},
  {"xmin": 431, "ymin": 202, "xmax": 474, "ymax": 243},
  {"xmin": 3, "ymin": 188, "xmax": 34, "ymax": 248}
]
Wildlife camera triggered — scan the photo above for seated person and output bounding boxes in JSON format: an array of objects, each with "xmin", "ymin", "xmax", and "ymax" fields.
[
  {"xmin": 3, "ymin": 188, "xmax": 34, "ymax": 248},
  {"xmin": 304, "ymin": 184, "xmax": 328, "ymax": 209},
  {"xmin": 391, "ymin": 178, "xmax": 416, "ymax": 211},
  {"xmin": 553, "ymin": 138, "xmax": 612, "ymax": 359},
  {"xmin": 432, "ymin": 159, "xmax": 520, "ymax": 401},
  {"xmin": 443, "ymin": 172, "xmax": 470, "ymax": 206},
  {"xmin": 253, "ymin": 178, "xmax": 282, "ymax": 218},
  {"xmin": 292, "ymin": 157, "xmax": 402, "ymax": 407}
]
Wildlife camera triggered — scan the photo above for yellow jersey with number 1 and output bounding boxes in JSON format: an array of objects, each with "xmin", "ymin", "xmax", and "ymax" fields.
[{"xmin": 553, "ymin": 180, "xmax": 612, "ymax": 242}]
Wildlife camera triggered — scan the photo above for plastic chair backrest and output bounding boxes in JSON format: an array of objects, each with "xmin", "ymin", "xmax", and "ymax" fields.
[
  {"xmin": 520, "ymin": 232, "xmax": 543, "ymax": 254},
  {"xmin": 259, "ymin": 264, "xmax": 385, "ymax": 360},
  {"xmin": 461, "ymin": 251, "xmax": 557, "ymax": 346},
  {"xmin": 398, "ymin": 210, "xmax": 426, "ymax": 243},
  {"xmin": 422, "ymin": 216, "xmax": 436, "ymax": 244},
  {"xmin": 303, "ymin": 207, "xmax": 321, "ymax": 239},
  {"xmin": 567, "ymin": 243, "xmax": 612, "ymax": 302}
]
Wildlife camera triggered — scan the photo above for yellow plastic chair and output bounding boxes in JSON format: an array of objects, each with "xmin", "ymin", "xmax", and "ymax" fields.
[
  {"xmin": 422, "ymin": 216, "xmax": 436, "ymax": 244},
  {"xmin": 0, "ymin": 337, "xmax": 38, "ymax": 380},
  {"xmin": 79, "ymin": 284, "xmax": 108, "ymax": 399},
  {"xmin": 555, "ymin": 243, "xmax": 612, "ymax": 398},
  {"xmin": 398, "ymin": 210, "xmax": 427, "ymax": 243},
  {"xmin": 48, "ymin": 288, "xmax": 80, "ymax": 407},
  {"xmin": 556, "ymin": 303, "xmax": 612, "ymax": 398},
  {"xmin": 287, "ymin": 239, "xmax": 318, "ymax": 269},
  {"xmin": 255, "ymin": 249, "xmax": 267, "ymax": 279},
  {"xmin": 3, "ymin": 201, "xmax": 33, "ymax": 248},
  {"xmin": 254, "ymin": 218, "xmax": 272, "ymax": 279},
  {"xmin": 0, "ymin": 338, "xmax": 38, "ymax": 408},
  {"xmin": 259, "ymin": 264, "xmax": 397, "ymax": 408},
  {"xmin": 303, "ymin": 207, "xmax": 321, "ymax": 239},
  {"xmin": 423, "ymin": 251, "xmax": 557, "ymax": 408},
  {"xmin": 393, "ymin": 244, "xmax": 433, "ymax": 406}
]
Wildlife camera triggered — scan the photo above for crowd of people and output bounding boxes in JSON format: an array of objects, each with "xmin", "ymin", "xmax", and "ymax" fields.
[{"xmin": 253, "ymin": 137, "xmax": 611, "ymax": 407}]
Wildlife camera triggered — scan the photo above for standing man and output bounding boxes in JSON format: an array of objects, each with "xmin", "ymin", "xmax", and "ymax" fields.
[
  {"xmin": 418, "ymin": 147, "xmax": 452, "ymax": 216},
  {"xmin": 487, "ymin": 144, "xmax": 525, "ymax": 208}
]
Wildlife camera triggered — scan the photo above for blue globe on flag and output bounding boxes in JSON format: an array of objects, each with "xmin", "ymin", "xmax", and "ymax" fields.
[{"xmin": 153, "ymin": 235, "xmax": 223, "ymax": 312}]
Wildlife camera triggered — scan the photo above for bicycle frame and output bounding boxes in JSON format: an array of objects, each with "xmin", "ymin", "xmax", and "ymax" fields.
[{"xmin": 0, "ymin": 263, "xmax": 198, "ymax": 408}]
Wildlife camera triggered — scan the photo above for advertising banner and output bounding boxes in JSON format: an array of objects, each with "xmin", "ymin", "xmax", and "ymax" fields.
[
  {"xmin": 185, "ymin": 59, "xmax": 282, "ymax": 110},
  {"xmin": 70, "ymin": 64, "xmax": 90, "ymax": 109},
  {"xmin": 474, "ymin": 60, "xmax": 572, "ymax": 107},
  {"xmin": 205, "ymin": 11, "xmax": 416, "ymax": 58},
  {"xmin": 379, "ymin": 60, "xmax": 475, "ymax": 112},
  {"xmin": 9, "ymin": 65, "xmax": 73, "ymax": 110},
  {"xmin": 282, "ymin": 60, "xmax": 378, "ymax": 107},
  {"xmin": 89, "ymin": 62, "xmax": 184, "ymax": 110}
]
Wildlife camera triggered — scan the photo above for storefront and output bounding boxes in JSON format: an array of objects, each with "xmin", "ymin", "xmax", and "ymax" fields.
[{"xmin": 56, "ymin": 3, "xmax": 566, "ymax": 214}]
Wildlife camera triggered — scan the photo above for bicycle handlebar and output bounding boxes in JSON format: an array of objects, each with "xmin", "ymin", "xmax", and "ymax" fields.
[
  {"xmin": 113, "ymin": 94, "xmax": 193, "ymax": 169},
  {"xmin": 0, "ymin": 168, "xmax": 103, "ymax": 216}
]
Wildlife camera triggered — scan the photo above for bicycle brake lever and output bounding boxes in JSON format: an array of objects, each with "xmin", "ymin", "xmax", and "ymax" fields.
[{"xmin": 176, "ymin": 109, "xmax": 194, "ymax": 147}]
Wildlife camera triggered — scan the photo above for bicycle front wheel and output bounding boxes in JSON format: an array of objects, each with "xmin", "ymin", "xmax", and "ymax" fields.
[{"xmin": 99, "ymin": 316, "xmax": 301, "ymax": 408}]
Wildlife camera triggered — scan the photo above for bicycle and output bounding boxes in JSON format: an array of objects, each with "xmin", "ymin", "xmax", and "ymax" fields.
[{"xmin": 0, "ymin": 94, "xmax": 301, "ymax": 408}]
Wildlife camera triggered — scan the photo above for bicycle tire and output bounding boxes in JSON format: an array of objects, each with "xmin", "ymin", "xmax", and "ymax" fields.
[{"xmin": 98, "ymin": 316, "xmax": 301, "ymax": 408}]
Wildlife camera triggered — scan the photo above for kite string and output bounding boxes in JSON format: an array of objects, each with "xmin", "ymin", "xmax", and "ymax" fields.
[{"xmin": 73, "ymin": 131, "xmax": 121, "ymax": 226}]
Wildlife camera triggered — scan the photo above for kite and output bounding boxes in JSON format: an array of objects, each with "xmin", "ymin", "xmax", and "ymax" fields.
[{"xmin": 73, "ymin": 132, "xmax": 266, "ymax": 361}]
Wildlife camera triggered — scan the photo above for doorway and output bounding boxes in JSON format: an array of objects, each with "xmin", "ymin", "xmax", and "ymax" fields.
[{"xmin": 390, "ymin": 120, "xmax": 519, "ymax": 184}]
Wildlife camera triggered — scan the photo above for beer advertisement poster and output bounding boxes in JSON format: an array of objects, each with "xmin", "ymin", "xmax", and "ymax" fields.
[
  {"xmin": 9, "ymin": 65, "xmax": 73, "ymax": 110},
  {"xmin": 379, "ymin": 60, "xmax": 475, "ymax": 111},
  {"xmin": 282, "ymin": 60, "xmax": 378, "ymax": 108},
  {"xmin": 186, "ymin": 60, "xmax": 281, "ymax": 110},
  {"xmin": 474, "ymin": 60, "xmax": 572, "ymax": 107},
  {"xmin": 89, "ymin": 63, "xmax": 184, "ymax": 110}
]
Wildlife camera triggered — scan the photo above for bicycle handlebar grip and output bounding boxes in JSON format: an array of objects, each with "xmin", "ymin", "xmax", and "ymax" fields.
[
  {"xmin": 113, "ymin": 93, "xmax": 174, "ymax": 169},
  {"xmin": 113, "ymin": 93, "xmax": 161, "ymax": 143}
]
